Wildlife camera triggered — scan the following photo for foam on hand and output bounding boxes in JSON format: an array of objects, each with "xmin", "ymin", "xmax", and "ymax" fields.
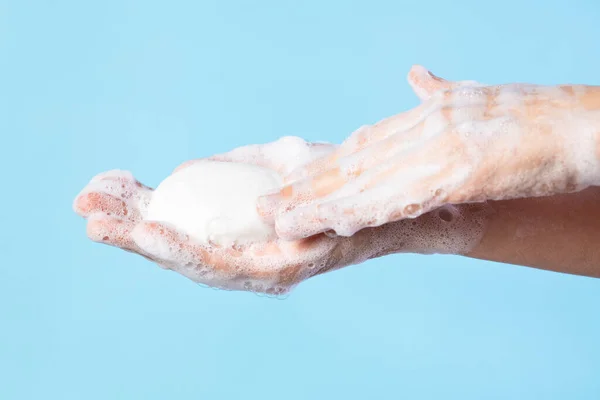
[{"xmin": 146, "ymin": 161, "xmax": 282, "ymax": 247}]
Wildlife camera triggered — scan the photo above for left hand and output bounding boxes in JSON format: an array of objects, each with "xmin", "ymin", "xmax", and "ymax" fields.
[
  {"xmin": 260, "ymin": 65, "xmax": 600, "ymax": 240},
  {"xmin": 74, "ymin": 136, "xmax": 489, "ymax": 295},
  {"xmin": 73, "ymin": 138, "xmax": 343, "ymax": 295}
]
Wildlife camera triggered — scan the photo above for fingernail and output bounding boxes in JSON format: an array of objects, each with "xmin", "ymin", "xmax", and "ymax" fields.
[{"xmin": 428, "ymin": 70, "xmax": 442, "ymax": 81}]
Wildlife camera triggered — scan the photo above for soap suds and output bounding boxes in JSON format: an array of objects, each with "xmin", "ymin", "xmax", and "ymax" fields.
[
  {"xmin": 74, "ymin": 136, "xmax": 493, "ymax": 296},
  {"xmin": 146, "ymin": 161, "xmax": 282, "ymax": 247}
]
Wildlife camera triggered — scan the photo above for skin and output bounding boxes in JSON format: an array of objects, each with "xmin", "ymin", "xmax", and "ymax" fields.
[
  {"xmin": 74, "ymin": 66, "xmax": 600, "ymax": 293},
  {"xmin": 73, "ymin": 171, "xmax": 600, "ymax": 294},
  {"xmin": 467, "ymin": 186, "xmax": 600, "ymax": 278},
  {"xmin": 73, "ymin": 141, "xmax": 349, "ymax": 295},
  {"xmin": 261, "ymin": 66, "xmax": 600, "ymax": 240},
  {"xmin": 75, "ymin": 139, "xmax": 483, "ymax": 295}
]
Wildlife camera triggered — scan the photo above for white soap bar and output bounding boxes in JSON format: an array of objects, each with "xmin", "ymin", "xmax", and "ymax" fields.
[{"xmin": 146, "ymin": 161, "xmax": 282, "ymax": 246}]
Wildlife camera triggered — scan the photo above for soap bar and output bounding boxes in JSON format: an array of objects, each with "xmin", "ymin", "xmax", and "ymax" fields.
[{"xmin": 146, "ymin": 161, "xmax": 281, "ymax": 246}]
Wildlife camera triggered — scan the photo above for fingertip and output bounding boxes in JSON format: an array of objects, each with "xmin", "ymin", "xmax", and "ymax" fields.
[
  {"xmin": 407, "ymin": 64, "xmax": 452, "ymax": 101},
  {"xmin": 407, "ymin": 64, "xmax": 428, "ymax": 81},
  {"xmin": 409, "ymin": 64, "xmax": 445, "ymax": 82},
  {"xmin": 407, "ymin": 64, "xmax": 430, "ymax": 86},
  {"xmin": 407, "ymin": 70, "xmax": 433, "ymax": 101},
  {"xmin": 256, "ymin": 194, "xmax": 276, "ymax": 223},
  {"xmin": 73, "ymin": 191, "xmax": 100, "ymax": 217},
  {"xmin": 85, "ymin": 214, "xmax": 108, "ymax": 240},
  {"xmin": 73, "ymin": 191, "xmax": 128, "ymax": 218}
]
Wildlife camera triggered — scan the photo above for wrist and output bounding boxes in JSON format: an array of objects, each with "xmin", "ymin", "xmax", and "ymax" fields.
[{"xmin": 344, "ymin": 203, "xmax": 492, "ymax": 263}]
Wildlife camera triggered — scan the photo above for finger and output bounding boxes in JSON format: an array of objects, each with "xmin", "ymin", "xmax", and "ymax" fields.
[
  {"xmin": 130, "ymin": 220, "xmax": 236, "ymax": 283},
  {"xmin": 131, "ymin": 221, "xmax": 291, "ymax": 290},
  {"xmin": 280, "ymin": 69, "xmax": 473, "ymax": 186},
  {"xmin": 251, "ymin": 237, "xmax": 338, "ymax": 290},
  {"xmin": 131, "ymin": 221, "xmax": 207, "ymax": 264},
  {"xmin": 86, "ymin": 216, "xmax": 172, "ymax": 265},
  {"xmin": 316, "ymin": 87, "xmax": 492, "ymax": 183},
  {"xmin": 407, "ymin": 65, "xmax": 480, "ymax": 101},
  {"xmin": 274, "ymin": 191, "xmax": 414, "ymax": 241},
  {"xmin": 274, "ymin": 157, "xmax": 455, "ymax": 240},
  {"xmin": 73, "ymin": 191, "xmax": 134, "ymax": 219},
  {"xmin": 262, "ymin": 97, "xmax": 496, "ymax": 219},
  {"xmin": 407, "ymin": 65, "xmax": 456, "ymax": 101},
  {"xmin": 280, "ymin": 99, "xmax": 441, "ymax": 186},
  {"xmin": 283, "ymin": 126, "xmax": 372, "ymax": 184},
  {"xmin": 282, "ymin": 141, "xmax": 338, "ymax": 182},
  {"xmin": 74, "ymin": 171, "xmax": 152, "ymax": 219},
  {"xmin": 258, "ymin": 121, "xmax": 431, "ymax": 214},
  {"xmin": 274, "ymin": 196, "xmax": 352, "ymax": 240},
  {"xmin": 86, "ymin": 215, "xmax": 139, "ymax": 251}
]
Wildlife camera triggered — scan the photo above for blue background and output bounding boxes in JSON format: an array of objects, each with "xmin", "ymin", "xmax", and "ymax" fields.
[{"xmin": 2, "ymin": 0, "xmax": 600, "ymax": 399}]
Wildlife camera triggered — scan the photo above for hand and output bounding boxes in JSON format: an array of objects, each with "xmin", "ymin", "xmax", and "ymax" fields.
[
  {"xmin": 73, "ymin": 137, "xmax": 489, "ymax": 294},
  {"xmin": 260, "ymin": 65, "xmax": 600, "ymax": 240}
]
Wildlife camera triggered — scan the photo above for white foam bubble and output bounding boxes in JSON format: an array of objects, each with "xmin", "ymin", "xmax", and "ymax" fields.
[{"xmin": 146, "ymin": 161, "xmax": 283, "ymax": 247}]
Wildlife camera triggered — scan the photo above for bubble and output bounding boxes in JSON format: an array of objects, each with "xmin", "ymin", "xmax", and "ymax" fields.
[
  {"xmin": 231, "ymin": 243, "xmax": 244, "ymax": 252},
  {"xmin": 404, "ymin": 203, "xmax": 422, "ymax": 215},
  {"xmin": 438, "ymin": 208, "xmax": 454, "ymax": 222}
]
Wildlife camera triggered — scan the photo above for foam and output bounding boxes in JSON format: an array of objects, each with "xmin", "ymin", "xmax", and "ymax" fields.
[
  {"xmin": 146, "ymin": 160, "xmax": 282, "ymax": 247},
  {"xmin": 275, "ymin": 82, "xmax": 600, "ymax": 245},
  {"xmin": 74, "ymin": 136, "xmax": 495, "ymax": 296}
]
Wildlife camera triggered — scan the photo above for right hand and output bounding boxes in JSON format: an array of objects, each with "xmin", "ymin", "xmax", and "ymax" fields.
[{"xmin": 260, "ymin": 66, "xmax": 600, "ymax": 240}]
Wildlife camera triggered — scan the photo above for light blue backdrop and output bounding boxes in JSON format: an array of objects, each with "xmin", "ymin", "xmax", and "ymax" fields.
[{"xmin": 2, "ymin": 0, "xmax": 600, "ymax": 399}]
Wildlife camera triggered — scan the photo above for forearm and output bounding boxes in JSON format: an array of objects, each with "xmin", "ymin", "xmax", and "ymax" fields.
[
  {"xmin": 462, "ymin": 86, "xmax": 600, "ymax": 275},
  {"xmin": 466, "ymin": 186, "xmax": 600, "ymax": 277}
]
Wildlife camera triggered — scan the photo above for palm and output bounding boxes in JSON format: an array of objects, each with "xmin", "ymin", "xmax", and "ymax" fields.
[{"xmin": 74, "ymin": 138, "xmax": 350, "ymax": 294}]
